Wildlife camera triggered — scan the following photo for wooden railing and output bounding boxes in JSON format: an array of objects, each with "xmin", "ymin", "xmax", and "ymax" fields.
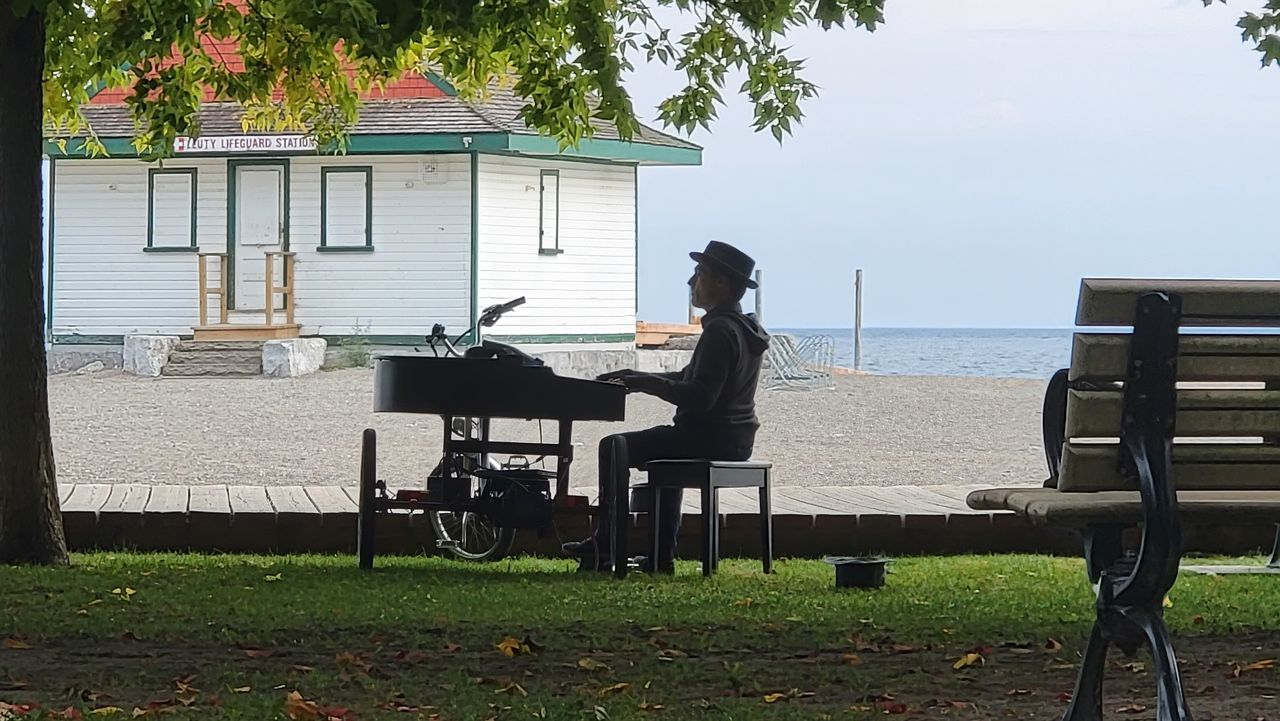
[
  {"xmin": 263, "ymin": 251, "xmax": 296, "ymax": 327},
  {"xmin": 197, "ymin": 252, "xmax": 229, "ymax": 327}
]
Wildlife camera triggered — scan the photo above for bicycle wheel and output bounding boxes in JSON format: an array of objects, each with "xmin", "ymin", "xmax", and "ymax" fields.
[
  {"xmin": 429, "ymin": 510, "xmax": 516, "ymax": 562},
  {"xmin": 426, "ymin": 456, "xmax": 516, "ymax": 562}
]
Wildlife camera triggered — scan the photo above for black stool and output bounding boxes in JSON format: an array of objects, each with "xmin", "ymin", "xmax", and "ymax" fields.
[{"xmin": 640, "ymin": 459, "xmax": 773, "ymax": 577}]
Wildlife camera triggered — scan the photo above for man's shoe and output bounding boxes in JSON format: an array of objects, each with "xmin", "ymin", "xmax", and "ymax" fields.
[
  {"xmin": 575, "ymin": 554, "xmax": 614, "ymax": 573},
  {"xmin": 629, "ymin": 555, "xmax": 675, "ymax": 575},
  {"xmin": 561, "ymin": 538, "xmax": 601, "ymax": 557}
]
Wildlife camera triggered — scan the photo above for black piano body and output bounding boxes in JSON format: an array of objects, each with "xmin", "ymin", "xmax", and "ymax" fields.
[{"xmin": 373, "ymin": 354, "xmax": 626, "ymax": 422}]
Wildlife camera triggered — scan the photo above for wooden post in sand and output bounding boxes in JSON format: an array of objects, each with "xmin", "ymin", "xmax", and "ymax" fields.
[
  {"xmin": 754, "ymin": 269, "xmax": 763, "ymax": 324},
  {"xmin": 854, "ymin": 269, "xmax": 864, "ymax": 370}
]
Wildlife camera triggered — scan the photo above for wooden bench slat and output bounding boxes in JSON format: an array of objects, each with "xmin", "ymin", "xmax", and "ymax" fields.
[
  {"xmin": 99, "ymin": 484, "xmax": 151, "ymax": 514},
  {"xmin": 267, "ymin": 486, "xmax": 318, "ymax": 515},
  {"xmin": 1076, "ymin": 278, "xmax": 1280, "ymax": 327},
  {"xmin": 145, "ymin": 486, "xmax": 190, "ymax": 514},
  {"xmin": 62, "ymin": 484, "xmax": 113, "ymax": 513},
  {"xmin": 968, "ymin": 487, "xmax": 1280, "ymax": 526},
  {"xmin": 1059, "ymin": 443, "xmax": 1280, "ymax": 491},
  {"xmin": 1071, "ymin": 333, "xmax": 1280, "ymax": 382},
  {"xmin": 228, "ymin": 485, "xmax": 274, "ymax": 515},
  {"xmin": 1066, "ymin": 389, "xmax": 1280, "ymax": 437},
  {"xmin": 188, "ymin": 485, "xmax": 230, "ymax": 514},
  {"xmin": 305, "ymin": 486, "xmax": 357, "ymax": 515}
]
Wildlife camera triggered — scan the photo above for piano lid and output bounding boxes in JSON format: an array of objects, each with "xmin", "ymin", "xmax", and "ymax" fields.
[{"xmin": 372, "ymin": 354, "xmax": 627, "ymax": 422}]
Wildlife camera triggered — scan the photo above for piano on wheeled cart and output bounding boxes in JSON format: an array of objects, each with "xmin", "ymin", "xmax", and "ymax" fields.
[{"xmin": 356, "ymin": 339, "xmax": 627, "ymax": 568}]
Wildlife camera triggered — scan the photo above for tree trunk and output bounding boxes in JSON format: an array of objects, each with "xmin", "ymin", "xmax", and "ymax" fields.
[{"xmin": 0, "ymin": 3, "xmax": 69, "ymax": 565}]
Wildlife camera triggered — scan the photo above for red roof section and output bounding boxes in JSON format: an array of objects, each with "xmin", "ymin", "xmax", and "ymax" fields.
[{"xmin": 90, "ymin": 0, "xmax": 445, "ymax": 105}]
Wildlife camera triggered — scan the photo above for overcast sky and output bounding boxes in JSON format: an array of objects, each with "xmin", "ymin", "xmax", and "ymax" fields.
[{"xmin": 626, "ymin": 0, "xmax": 1280, "ymax": 329}]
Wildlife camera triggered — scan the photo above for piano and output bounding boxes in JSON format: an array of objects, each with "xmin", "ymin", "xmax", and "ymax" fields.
[
  {"xmin": 372, "ymin": 345, "xmax": 627, "ymax": 507},
  {"xmin": 373, "ymin": 353, "xmax": 626, "ymax": 421}
]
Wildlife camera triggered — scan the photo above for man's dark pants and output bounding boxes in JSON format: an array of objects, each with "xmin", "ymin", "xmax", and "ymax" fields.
[{"xmin": 592, "ymin": 424, "xmax": 752, "ymax": 564}]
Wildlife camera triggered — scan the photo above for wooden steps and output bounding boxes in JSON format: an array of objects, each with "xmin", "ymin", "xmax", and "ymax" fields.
[
  {"xmin": 162, "ymin": 340, "xmax": 263, "ymax": 377},
  {"xmin": 193, "ymin": 324, "xmax": 300, "ymax": 342}
]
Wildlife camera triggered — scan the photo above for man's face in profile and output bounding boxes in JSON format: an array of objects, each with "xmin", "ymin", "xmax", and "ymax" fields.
[{"xmin": 689, "ymin": 263, "xmax": 727, "ymax": 310}]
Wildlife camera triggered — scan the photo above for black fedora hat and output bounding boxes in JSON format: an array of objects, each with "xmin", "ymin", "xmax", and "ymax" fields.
[{"xmin": 690, "ymin": 240, "xmax": 759, "ymax": 289}]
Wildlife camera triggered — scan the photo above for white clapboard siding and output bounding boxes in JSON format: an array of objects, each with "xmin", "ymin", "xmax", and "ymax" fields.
[
  {"xmin": 288, "ymin": 154, "xmax": 471, "ymax": 337},
  {"xmin": 52, "ymin": 158, "xmax": 228, "ymax": 337},
  {"xmin": 476, "ymin": 156, "xmax": 635, "ymax": 338}
]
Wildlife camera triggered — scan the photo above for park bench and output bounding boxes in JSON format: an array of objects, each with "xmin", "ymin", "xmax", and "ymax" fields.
[{"xmin": 968, "ymin": 278, "xmax": 1280, "ymax": 721}]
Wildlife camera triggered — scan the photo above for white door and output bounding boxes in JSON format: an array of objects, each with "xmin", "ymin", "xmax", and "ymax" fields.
[{"xmin": 235, "ymin": 166, "xmax": 284, "ymax": 311}]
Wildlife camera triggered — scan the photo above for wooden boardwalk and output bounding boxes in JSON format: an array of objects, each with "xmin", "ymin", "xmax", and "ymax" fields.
[{"xmin": 53, "ymin": 483, "xmax": 1277, "ymax": 557}]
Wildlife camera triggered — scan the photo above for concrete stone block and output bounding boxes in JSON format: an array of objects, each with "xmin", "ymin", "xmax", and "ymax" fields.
[
  {"xmin": 123, "ymin": 335, "xmax": 180, "ymax": 377},
  {"xmin": 635, "ymin": 350, "xmax": 695, "ymax": 374},
  {"xmin": 263, "ymin": 338, "xmax": 328, "ymax": 378}
]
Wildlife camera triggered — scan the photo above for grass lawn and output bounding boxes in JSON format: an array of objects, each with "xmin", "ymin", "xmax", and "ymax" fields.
[{"xmin": 2, "ymin": 554, "xmax": 1279, "ymax": 720}]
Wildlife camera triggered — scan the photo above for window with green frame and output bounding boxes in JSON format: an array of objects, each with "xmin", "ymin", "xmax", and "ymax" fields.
[
  {"xmin": 538, "ymin": 169, "xmax": 561, "ymax": 255},
  {"xmin": 146, "ymin": 168, "xmax": 197, "ymax": 252},
  {"xmin": 319, "ymin": 166, "xmax": 373, "ymax": 252}
]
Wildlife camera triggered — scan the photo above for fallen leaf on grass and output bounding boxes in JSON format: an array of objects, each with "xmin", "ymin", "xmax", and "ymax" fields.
[
  {"xmin": 1006, "ymin": 689, "xmax": 1032, "ymax": 696},
  {"xmin": 118, "ymin": 632, "xmax": 141, "ymax": 643},
  {"xmin": 242, "ymin": 649, "xmax": 275, "ymax": 659},
  {"xmin": 0, "ymin": 702, "xmax": 38, "ymax": 717},
  {"xmin": 637, "ymin": 702, "xmax": 663, "ymax": 711},
  {"xmin": 762, "ymin": 693, "xmax": 786, "ymax": 704},
  {"xmin": 1057, "ymin": 692, "xmax": 1073, "ymax": 704},
  {"xmin": 1117, "ymin": 703, "xmax": 1148, "ymax": 714},
  {"xmin": 1121, "ymin": 662, "xmax": 1145, "ymax": 673},
  {"xmin": 495, "ymin": 636, "xmax": 540, "ymax": 658},
  {"xmin": 925, "ymin": 700, "xmax": 974, "ymax": 710},
  {"xmin": 953, "ymin": 653, "xmax": 984, "ymax": 670},
  {"xmin": 598, "ymin": 683, "xmax": 630, "ymax": 698},
  {"xmin": 656, "ymin": 648, "xmax": 687, "ymax": 661},
  {"xmin": 443, "ymin": 643, "xmax": 462, "ymax": 653},
  {"xmin": 284, "ymin": 691, "xmax": 321, "ymax": 721},
  {"xmin": 578, "ymin": 657, "xmax": 610, "ymax": 672},
  {"xmin": 1162, "ymin": 595, "xmax": 1173, "ymax": 608},
  {"xmin": 89, "ymin": 708, "xmax": 125, "ymax": 716},
  {"xmin": 732, "ymin": 597, "xmax": 753, "ymax": 608},
  {"xmin": 841, "ymin": 653, "xmax": 862, "ymax": 666},
  {"xmin": 1233, "ymin": 659, "xmax": 1277, "ymax": 677},
  {"xmin": 264, "ymin": 574, "xmax": 283, "ymax": 582},
  {"xmin": 495, "ymin": 682, "xmax": 527, "ymax": 697},
  {"xmin": 2, "ymin": 638, "xmax": 32, "ymax": 650},
  {"xmin": 848, "ymin": 633, "xmax": 880, "ymax": 653},
  {"xmin": 1044, "ymin": 639, "xmax": 1063, "ymax": 653},
  {"xmin": 888, "ymin": 644, "xmax": 918, "ymax": 655},
  {"xmin": 392, "ymin": 650, "xmax": 430, "ymax": 664},
  {"xmin": 110, "ymin": 588, "xmax": 136, "ymax": 601},
  {"xmin": 231, "ymin": 687, "xmax": 251, "ymax": 694}
]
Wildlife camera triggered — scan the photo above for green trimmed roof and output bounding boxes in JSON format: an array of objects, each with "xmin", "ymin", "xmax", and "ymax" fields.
[{"xmin": 45, "ymin": 85, "xmax": 701, "ymax": 166}]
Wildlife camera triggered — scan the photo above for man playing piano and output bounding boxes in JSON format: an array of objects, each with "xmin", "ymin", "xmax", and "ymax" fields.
[{"xmin": 563, "ymin": 241, "xmax": 771, "ymax": 573}]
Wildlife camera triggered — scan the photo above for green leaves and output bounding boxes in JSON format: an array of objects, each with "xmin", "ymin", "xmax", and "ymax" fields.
[{"xmin": 34, "ymin": 0, "xmax": 1280, "ymax": 159}]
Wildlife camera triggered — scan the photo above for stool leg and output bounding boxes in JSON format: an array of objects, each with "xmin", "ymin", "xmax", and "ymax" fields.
[
  {"xmin": 759, "ymin": 470, "xmax": 773, "ymax": 574},
  {"xmin": 701, "ymin": 482, "xmax": 713, "ymax": 577},
  {"xmin": 710, "ymin": 489, "xmax": 720, "ymax": 573},
  {"xmin": 650, "ymin": 487, "xmax": 663, "ymax": 575},
  {"xmin": 605, "ymin": 436, "xmax": 629, "ymax": 580}
]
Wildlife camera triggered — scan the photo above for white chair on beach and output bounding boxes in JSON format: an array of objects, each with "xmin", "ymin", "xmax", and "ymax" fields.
[{"xmin": 760, "ymin": 333, "xmax": 836, "ymax": 391}]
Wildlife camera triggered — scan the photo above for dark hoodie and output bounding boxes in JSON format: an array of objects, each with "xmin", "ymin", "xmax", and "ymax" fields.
[{"xmin": 645, "ymin": 303, "xmax": 771, "ymax": 444}]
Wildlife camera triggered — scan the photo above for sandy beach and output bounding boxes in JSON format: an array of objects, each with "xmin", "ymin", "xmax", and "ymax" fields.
[{"xmin": 47, "ymin": 368, "xmax": 1048, "ymax": 489}]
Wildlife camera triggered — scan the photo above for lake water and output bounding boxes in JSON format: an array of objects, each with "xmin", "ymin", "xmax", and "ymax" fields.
[{"xmin": 775, "ymin": 327, "xmax": 1075, "ymax": 379}]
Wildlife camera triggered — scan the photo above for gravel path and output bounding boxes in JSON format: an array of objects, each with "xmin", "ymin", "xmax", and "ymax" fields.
[{"xmin": 48, "ymin": 369, "xmax": 1048, "ymax": 489}]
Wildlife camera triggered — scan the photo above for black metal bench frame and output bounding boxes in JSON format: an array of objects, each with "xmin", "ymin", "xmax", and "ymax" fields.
[{"xmin": 1061, "ymin": 290, "xmax": 1191, "ymax": 721}]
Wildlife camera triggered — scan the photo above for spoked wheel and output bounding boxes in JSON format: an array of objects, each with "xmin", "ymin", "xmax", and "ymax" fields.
[{"xmin": 429, "ymin": 510, "xmax": 515, "ymax": 562}]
